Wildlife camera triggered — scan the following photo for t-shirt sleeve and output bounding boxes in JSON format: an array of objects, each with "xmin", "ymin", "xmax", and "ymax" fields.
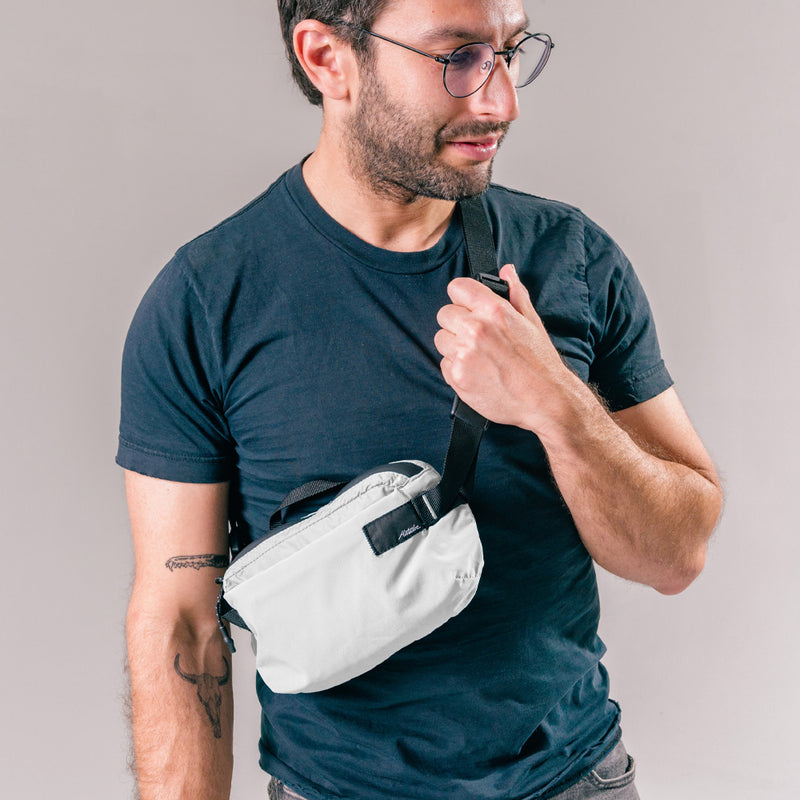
[
  {"xmin": 584, "ymin": 220, "xmax": 673, "ymax": 411},
  {"xmin": 116, "ymin": 255, "xmax": 234, "ymax": 482}
]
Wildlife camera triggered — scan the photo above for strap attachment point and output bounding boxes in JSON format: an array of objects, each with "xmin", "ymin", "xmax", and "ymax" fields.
[
  {"xmin": 215, "ymin": 577, "xmax": 239, "ymax": 653},
  {"xmin": 450, "ymin": 396, "xmax": 490, "ymax": 431}
]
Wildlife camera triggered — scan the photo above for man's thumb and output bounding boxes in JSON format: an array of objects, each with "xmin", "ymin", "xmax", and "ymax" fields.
[{"xmin": 499, "ymin": 264, "xmax": 536, "ymax": 319}]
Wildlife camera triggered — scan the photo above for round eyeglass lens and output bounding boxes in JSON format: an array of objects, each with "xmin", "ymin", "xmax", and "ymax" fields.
[
  {"xmin": 443, "ymin": 43, "xmax": 496, "ymax": 97},
  {"xmin": 442, "ymin": 35, "xmax": 552, "ymax": 97},
  {"xmin": 514, "ymin": 34, "xmax": 551, "ymax": 88}
]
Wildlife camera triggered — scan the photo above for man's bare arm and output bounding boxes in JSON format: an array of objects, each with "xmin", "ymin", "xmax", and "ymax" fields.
[
  {"xmin": 125, "ymin": 472, "xmax": 233, "ymax": 800},
  {"xmin": 537, "ymin": 384, "xmax": 721, "ymax": 594},
  {"xmin": 434, "ymin": 265, "xmax": 722, "ymax": 595}
]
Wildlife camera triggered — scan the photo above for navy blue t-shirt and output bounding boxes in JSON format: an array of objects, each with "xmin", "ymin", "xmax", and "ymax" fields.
[{"xmin": 117, "ymin": 164, "xmax": 672, "ymax": 799}]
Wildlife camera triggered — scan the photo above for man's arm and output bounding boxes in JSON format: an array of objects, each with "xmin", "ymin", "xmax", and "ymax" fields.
[
  {"xmin": 434, "ymin": 265, "xmax": 722, "ymax": 595},
  {"xmin": 538, "ymin": 384, "xmax": 721, "ymax": 594},
  {"xmin": 125, "ymin": 471, "xmax": 233, "ymax": 800}
]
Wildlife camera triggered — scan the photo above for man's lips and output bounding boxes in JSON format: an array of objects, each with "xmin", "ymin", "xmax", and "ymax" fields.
[{"xmin": 445, "ymin": 137, "xmax": 501, "ymax": 161}]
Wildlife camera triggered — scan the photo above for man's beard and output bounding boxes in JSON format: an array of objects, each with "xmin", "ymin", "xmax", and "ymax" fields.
[{"xmin": 345, "ymin": 70, "xmax": 510, "ymax": 203}]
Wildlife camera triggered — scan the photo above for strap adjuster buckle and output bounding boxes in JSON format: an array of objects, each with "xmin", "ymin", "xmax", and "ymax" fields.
[{"xmin": 450, "ymin": 396, "xmax": 490, "ymax": 431}]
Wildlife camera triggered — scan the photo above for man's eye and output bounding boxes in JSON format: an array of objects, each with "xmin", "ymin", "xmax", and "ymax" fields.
[{"xmin": 448, "ymin": 50, "xmax": 474, "ymax": 69}]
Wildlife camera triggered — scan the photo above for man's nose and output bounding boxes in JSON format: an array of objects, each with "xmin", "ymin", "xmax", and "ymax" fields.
[{"xmin": 467, "ymin": 57, "xmax": 520, "ymax": 122}]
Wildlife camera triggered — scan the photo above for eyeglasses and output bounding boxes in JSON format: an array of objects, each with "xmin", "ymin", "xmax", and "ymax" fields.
[{"xmin": 357, "ymin": 28, "xmax": 554, "ymax": 98}]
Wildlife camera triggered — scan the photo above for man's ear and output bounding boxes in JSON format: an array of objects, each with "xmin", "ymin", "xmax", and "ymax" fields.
[{"xmin": 293, "ymin": 20, "xmax": 355, "ymax": 102}]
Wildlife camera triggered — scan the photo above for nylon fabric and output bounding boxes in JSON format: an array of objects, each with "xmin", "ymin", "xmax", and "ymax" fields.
[{"xmin": 223, "ymin": 461, "xmax": 483, "ymax": 693}]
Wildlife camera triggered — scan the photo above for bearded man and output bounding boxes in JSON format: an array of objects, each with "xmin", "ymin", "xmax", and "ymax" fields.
[{"xmin": 119, "ymin": 1, "xmax": 722, "ymax": 798}]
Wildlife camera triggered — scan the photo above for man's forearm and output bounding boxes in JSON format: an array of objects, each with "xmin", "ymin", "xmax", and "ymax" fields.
[
  {"xmin": 127, "ymin": 596, "xmax": 234, "ymax": 800},
  {"xmin": 537, "ymin": 380, "xmax": 722, "ymax": 595},
  {"xmin": 434, "ymin": 268, "xmax": 722, "ymax": 594}
]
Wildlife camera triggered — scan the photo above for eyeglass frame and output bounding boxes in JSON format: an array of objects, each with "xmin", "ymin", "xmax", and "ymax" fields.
[{"xmin": 353, "ymin": 27, "xmax": 554, "ymax": 98}]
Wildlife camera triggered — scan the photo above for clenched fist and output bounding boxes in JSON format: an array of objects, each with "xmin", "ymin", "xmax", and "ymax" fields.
[{"xmin": 434, "ymin": 264, "xmax": 582, "ymax": 437}]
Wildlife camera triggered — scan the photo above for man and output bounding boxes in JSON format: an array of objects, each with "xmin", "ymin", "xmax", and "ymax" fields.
[{"xmin": 119, "ymin": 1, "xmax": 722, "ymax": 798}]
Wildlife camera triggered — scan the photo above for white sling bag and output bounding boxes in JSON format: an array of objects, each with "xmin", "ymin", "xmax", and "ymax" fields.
[{"xmin": 216, "ymin": 197, "xmax": 506, "ymax": 694}]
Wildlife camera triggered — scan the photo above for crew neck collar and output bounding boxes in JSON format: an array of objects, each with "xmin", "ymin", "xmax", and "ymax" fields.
[{"xmin": 283, "ymin": 161, "xmax": 464, "ymax": 275}]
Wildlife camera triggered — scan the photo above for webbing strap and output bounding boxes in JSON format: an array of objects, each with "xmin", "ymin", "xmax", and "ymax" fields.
[
  {"xmin": 459, "ymin": 196, "xmax": 498, "ymax": 281},
  {"xmin": 269, "ymin": 478, "xmax": 347, "ymax": 530},
  {"xmin": 432, "ymin": 195, "xmax": 503, "ymax": 513},
  {"xmin": 419, "ymin": 402, "xmax": 487, "ymax": 521},
  {"xmin": 362, "ymin": 196, "xmax": 503, "ymax": 543},
  {"xmin": 454, "ymin": 195, "xmax": 506, "ymax": 430}
]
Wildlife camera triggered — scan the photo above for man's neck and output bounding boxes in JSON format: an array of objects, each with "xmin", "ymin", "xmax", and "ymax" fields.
[{"xmin": 302, "ymin": 147, "xmax": 457, "ymax": 253}]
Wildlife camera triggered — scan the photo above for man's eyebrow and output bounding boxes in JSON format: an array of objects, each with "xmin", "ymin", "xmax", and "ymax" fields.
[{"xmin": 417, "ymin": 17, "xmax": 531, "ymax": 46}]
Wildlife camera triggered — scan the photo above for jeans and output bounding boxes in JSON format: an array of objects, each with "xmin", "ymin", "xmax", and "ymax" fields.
[
  {"xmin": 542, "ymin": 740, "xmax": 639, "ymax": 800},
  {"xmin": 267, "ymin": 739, "xmax": 639, "ymax": 800}
]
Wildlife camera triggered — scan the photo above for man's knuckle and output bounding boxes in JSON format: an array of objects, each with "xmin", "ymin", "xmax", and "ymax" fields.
[
  {"xmin": 470, "ymin": 319, "xmax": 486, "ymax": 340},
  {"xmin": 449, "ymin": 359, "xmax": 469, "ymax": 387},
  {"xmin": 486, "ymin": 303, "xmax": 507, "ymax": 326}
]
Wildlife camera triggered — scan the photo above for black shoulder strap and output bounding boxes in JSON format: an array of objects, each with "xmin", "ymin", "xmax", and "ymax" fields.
[
  {"xmin": 459, "ymin": 196, "xmax": 497, "ymax": 278},
  {"xmin": 429, "ymin": 196, "xmax": 505, "ymax": 515},
  {"xmin": 460, "ymin": 195, "xmax": 508, "ymax": 298},
  {"xmin": 363, "ymin": 195, "xmax": 505, "ymax": 544}
]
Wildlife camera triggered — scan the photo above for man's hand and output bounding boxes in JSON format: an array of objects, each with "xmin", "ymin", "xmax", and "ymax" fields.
[
  {"xmin": 434, "ymin": 264, "xmax": 722, "ymax": 595},
  {"xmin": 434, "ymin": 264, "xmax": 580, "ymax": 436}
]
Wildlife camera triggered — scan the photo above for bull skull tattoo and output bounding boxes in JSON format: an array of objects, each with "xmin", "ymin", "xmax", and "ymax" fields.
[{"xmin": 174, "ymin": 654, "xmax": 230, "ymax": 739}]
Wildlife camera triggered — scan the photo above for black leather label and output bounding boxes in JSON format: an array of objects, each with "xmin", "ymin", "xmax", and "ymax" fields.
[{"xmin": 363, "ymin": 501, "xmax": 425, "ymax": 556}]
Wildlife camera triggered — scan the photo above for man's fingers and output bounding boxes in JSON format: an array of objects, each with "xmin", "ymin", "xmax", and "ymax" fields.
[
  {"xmin": 433, "ymin": 327, "xmax": 457, "ymax": 358},
  {"xmin": 445, "ymin": 275, "xmax": 499, "ymax": 308},
  {"xmin": 446, "ymin": 268, "xmax": 539, "ymax": 325}
]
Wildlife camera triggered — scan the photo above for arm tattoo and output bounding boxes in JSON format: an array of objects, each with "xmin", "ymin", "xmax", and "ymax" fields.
[
  {"xmin": 174, "ymin": 654, "xmax": 230, "ymax": 739},
  {"xmin": 165, "ymin": 554, "xmax": 228, "ymax": 572}
]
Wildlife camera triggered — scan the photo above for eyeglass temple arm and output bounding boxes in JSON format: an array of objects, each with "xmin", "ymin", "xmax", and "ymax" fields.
[{"xmin": 358, "ymin": 27, "xmax": 449, "ymax": 64}]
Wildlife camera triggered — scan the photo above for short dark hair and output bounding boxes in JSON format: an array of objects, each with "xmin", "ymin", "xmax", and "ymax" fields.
[{"xmin": 277, "ymin": 0, "xmax": 392, "ymax": 105}]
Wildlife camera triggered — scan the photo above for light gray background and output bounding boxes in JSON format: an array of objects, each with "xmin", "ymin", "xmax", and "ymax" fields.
[{"xmin": 2, "ymin": 1, "xmax": 797, "ymax": 798}]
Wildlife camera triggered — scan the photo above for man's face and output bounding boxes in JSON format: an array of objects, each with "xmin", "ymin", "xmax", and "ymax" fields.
[{"xmin": 344, "ymin": 0, "xmax": 527, "ymax": 202}]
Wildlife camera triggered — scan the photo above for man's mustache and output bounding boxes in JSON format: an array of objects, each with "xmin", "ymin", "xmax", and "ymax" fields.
[{"xmin": 437, "ymin": 121, "xmax": 511, "ymax": 144}]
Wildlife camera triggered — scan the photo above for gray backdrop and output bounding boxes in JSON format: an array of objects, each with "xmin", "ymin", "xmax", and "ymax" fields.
[{"xmin": 2, "ymin": 1, "xmax": 797, "ymax": 798}]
